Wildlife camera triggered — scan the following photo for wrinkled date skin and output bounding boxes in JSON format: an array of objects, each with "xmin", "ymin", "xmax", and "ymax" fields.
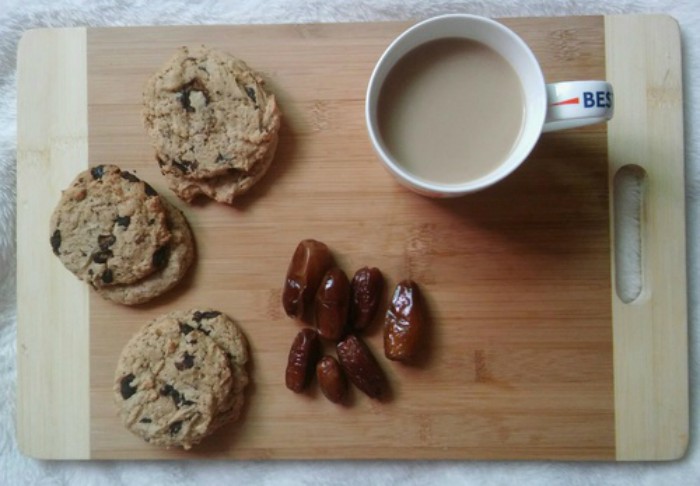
[
  {"xmin": 384, "ymin": 280, "xmax": 425, "ymax": 362},
  {"xmin": 285, "ymin": 328, "xmax": 321, "ymax": 393},
  {"xmin": 349, "ymin": 267, "xmax": 384, "ymax": 331},
  {"xmin": 282, "ymin": 239, "xmax": 333, "ymax": 319},
  {"xmin": 315, "ymin": 268, "xmax": 350, "ymax": 341},
  {"xmin": 336, "ymin": 335, "xmax": 387, "ymax": 399},
  {"xmin": 316, "ymin": 355, "xmax": 347, "ymax": 404}
]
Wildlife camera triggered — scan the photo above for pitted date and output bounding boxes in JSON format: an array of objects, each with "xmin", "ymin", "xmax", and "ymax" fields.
[
  {"xmin": 314, "ymin": 268, "xmax": 350, "ymax": 341},
  {"xmin": 316, "ymin": 355, "xmax": 347, "ymax": 404},
  {"xmin": 285, "ymin": 328, "xmax": 321, "ymax": 393},
  {"xmin": 384, "ymin": 280, "xmax": 425, "ymax": 362},
  {"xmin": 282, "ymin": 239, "xmax": 333, "ymax": 319},
  {"xmin": 336, "ymin": 335, "xmax": 387, "ymax": 399},
  {"xmin": 349, "ymin": 267, "xmax": 384, "ymax": 331}
]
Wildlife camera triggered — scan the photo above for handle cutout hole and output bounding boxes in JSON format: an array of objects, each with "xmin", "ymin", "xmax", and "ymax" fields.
[{"xmin": 613, "ymin": 165, "xmax": 647, "ymax": 303}]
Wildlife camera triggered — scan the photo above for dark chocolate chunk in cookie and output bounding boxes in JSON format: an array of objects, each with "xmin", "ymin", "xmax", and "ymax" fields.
[
  {"xmin": 169, "ymin": 421, "xmax": 183, "ymax": 436},
  {"xmin": 179, "ymin": 322, "xmax": 195, "ymax": 335},
  {"xmin": 92, "ymin": 250, "xmax": 113, "ymax": 264},
  {"xmin": 193, "ymin": 310, "xmax": 221, "ymax": 322},
  {"xmin": 120, "ymin": 373, "xmax": 137, "ymax": 400},
  {"xmin": 245, "ymin": 86, "xmax": 257, "ymax": 104},
  {"xmin": 178, "ymin": 78, "xmax": 209, "ymax": 113},
  {"xmin": 114, "ymin": 215, "xmax": 131, "ymax": 228},
  {"xmin": 120, "ymin": 171, "xmax": 140, "ymax": 183},
  {"xmin": 91, "ymin": 165, "xmax": 105, "ymax": 180},
  {"xmin": 172, "ymin": 160, "xmax": 196, "ymax": 174},
  {"xmin": 144, "ymin": 183, "xmax": 158, "ymax": 197},
  {"xmin": 50, "ymin": 229, "xmax": 61, "ymax": 255},
  {"xmin": 175, "ymin": 352, "xmax": 195, "ymax": 371},
  {"xmin": 152, "ymin": 245, "xmax": 170, "ymax": 269},
  {"xmin": 98, "ymin": 234, "xmax": 116, "ymax": 250},
  {"xmin": 101, "ymin": 269, "xmax": 114, "ymax": 284},
  {"xmin": 160, "ymin": 384, "xmax": 194, "ymax": 407}
]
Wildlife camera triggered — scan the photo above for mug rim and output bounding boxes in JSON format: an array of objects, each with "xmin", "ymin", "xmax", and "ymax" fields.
[{"xmin": 365, "ymin": 13, "xmax": 547, "ymax": 196}]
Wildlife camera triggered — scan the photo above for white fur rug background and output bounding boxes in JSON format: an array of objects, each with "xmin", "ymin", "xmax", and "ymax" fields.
[{"xmin": 1, "ymin": 0, "xmax": 698, "ymax": 484}]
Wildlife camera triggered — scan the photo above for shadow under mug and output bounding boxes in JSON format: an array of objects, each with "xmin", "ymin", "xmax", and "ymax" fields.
[{"xmin": 365, "ymin": 14, "xmax": 614, "ymax": 198}]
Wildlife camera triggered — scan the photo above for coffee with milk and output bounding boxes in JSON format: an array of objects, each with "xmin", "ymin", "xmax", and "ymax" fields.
[{"xmin": 377, "ymin": 38, "xmax": 525, "ymax": 184}]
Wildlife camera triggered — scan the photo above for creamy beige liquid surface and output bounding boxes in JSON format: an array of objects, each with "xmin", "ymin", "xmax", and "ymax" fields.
[{"xmin": 378, "ymin": 38, "xmax": 526, "ymax": 184}]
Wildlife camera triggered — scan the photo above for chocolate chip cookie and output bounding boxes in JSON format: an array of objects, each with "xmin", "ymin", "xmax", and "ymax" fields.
[
  {"xmin": 143, "ymin": 45, "xmax": 281, "ymax": 203},
  {"xmin": 50, "ymin": 164, "xmax": 171, "ymax": 288},
  {"xmin": 97, "ymin": 198, "xmax": 195, "ymax": 305},
  {"xmin": 157, "ymin": 138, "xmax": 276, "ymax": 203},
  {"xmin": 164, "ymin": 309, "xmax": 250, "ymax": 430},
  {"xmin": 114, "ymin": 313, "xmax": 233, "ymax": 449}
]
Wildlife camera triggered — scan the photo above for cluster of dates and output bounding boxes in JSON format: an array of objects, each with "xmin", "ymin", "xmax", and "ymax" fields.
[{"xmin": 281, "ymin": 239, "xmax": 425, "ymax": 404}]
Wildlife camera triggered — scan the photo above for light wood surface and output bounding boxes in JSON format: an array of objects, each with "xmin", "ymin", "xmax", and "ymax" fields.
[
  {"xmin": 16, "ymin": 27, "xmax": 90, "ymax": 459},
  {"xmin": 15, "ymin": 15, "xmax": 687, "ymax": 461},
  {"xmin": 605, "ymin": 15, "xmax": 688, "ymax": 461}
]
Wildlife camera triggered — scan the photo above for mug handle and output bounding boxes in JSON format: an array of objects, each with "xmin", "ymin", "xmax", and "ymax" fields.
[{"xmin": 542, "ymin": 80, "xmax": 614, "ymax": 133}]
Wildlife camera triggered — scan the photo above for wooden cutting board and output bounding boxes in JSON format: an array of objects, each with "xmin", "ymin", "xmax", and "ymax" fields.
[{"xmin": 16, "ymin": 15, "xmax": 687, "ymax": 461}]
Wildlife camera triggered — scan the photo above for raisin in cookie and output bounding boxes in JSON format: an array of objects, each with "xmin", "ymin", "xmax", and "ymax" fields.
[
  {"xmin": 97, "ymin": 198, "xmax": 195, "ymax": 305},
  {"xmin": 50, "ymin": 164, "xmax": 171, "ymax": 288},
  {"xmin": 143, "ymin": 45, "xmax": 281, "ymax": 202},
  {"xmin": 114, "ymin": 313, "xmax": 233, "ymax": 449},
  {"xmin": 164, "ymin": 309, "xmax": 250, "ymax": 430}
]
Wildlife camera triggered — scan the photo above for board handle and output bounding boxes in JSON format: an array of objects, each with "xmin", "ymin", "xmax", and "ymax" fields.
[{"xmin": 605, "ymin": 15, "xmax": 688, "ymax": 461}]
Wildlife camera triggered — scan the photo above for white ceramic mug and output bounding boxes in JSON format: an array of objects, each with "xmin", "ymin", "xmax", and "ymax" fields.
[{"xmin": 365, "ymin": 14, "xmax": 614, "ymax": 197}]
